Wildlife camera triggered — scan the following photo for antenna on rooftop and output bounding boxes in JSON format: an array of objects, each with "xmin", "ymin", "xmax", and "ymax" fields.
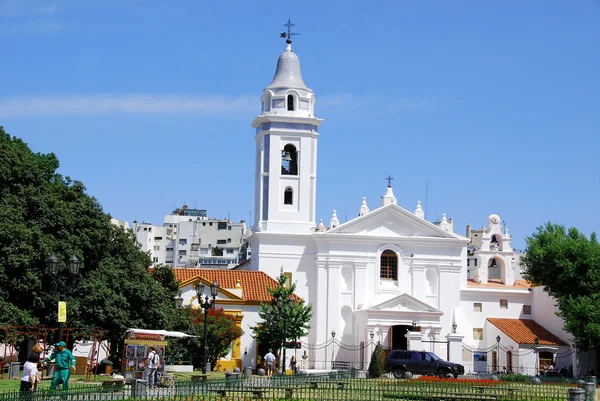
[
  {"xmin": 345, "ymin": 209, "xmax": 348, "ymax": 223},
  {"xmin": 425, "ymin": 180, "xmax": 429, "ymax": 221}
]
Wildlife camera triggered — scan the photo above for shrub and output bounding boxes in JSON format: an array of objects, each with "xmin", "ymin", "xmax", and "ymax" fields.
[
  {"xmin": 501, "ymin": 373, "xmax": 530, "ymax": 383},
  {"xmin": 368, "ymin": 343, "xmax": 386, "ymax": 378}
]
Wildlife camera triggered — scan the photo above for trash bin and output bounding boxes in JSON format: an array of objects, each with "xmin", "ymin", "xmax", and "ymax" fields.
[
  {"xmin": 132, "ymin": 379, "xmax": 147, "ymax": 397},
  {"xmin": 244, "ymin": 367, "xmax": 252, "ymax": 379},
  {"xmin": 8, "ymin": 362, "xmax": 20, "ymax": 379}
]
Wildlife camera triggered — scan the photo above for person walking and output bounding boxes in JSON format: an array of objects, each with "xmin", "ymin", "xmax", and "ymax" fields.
[
  {"xmin": 43, "ymin": 341, "xmax": 75, "ymax": 390},
  {"xmin": 290, "ymin": 356, "xmax": 297, "ymax": 375},
  {"xmin": 20, "ymin": 352, "xmax": 40, "ymax": 398},
  {"xmin": 143, "ymin": 347, "xmax": 159, "ymax": 388},
  {"xmin": 264, "ymin": 349, "xmax": 276, "ymax": 378}
]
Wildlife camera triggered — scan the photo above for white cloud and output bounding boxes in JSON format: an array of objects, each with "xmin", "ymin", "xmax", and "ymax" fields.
[
  {"xmin": 0, "ymin": 94, "xmax": 257, "ymax": 118},
  {"xmin": 0, "ymin": 93, "xmax": 436, "ymax": 118}
]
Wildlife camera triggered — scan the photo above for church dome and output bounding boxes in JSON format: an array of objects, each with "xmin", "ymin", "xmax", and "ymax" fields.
[{"xmin": 267, "ymin": 44, "xmax": 309, "ymax": 91}]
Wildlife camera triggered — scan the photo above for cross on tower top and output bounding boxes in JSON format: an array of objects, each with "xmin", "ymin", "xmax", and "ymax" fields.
[
  {"xmin": 280, "ymin": 18, "xmax": 300, "ymax": 44},
  {"xmin": 386, "ymin": 175, "xmax": 394, "ymax": 187}
]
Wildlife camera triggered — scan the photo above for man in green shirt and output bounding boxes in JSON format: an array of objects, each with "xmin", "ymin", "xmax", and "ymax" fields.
[{"xmin": 43, "ymin": 341, "xmax": 76, "ymax": 390}]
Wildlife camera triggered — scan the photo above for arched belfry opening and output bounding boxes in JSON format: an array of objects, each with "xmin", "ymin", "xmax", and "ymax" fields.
[
  {"xmin": 281, "ymin": 144, "xmax": 298, "ymax": 175},
  {"xmin": 488, "ymin": 258, "xmax": 501, "ymax": 280},
  {"xmin": 287, "ymin": 94, "xmax": 295, "ymax": 111},
  {"xmin": 284, "ymin": 187, "xmax": 293, "ymax": 205},
  {"xmin": 380, "ymin": 250, "xmax": 398, "ymax": 280}
]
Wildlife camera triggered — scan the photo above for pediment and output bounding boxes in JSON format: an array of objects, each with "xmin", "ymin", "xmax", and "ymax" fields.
[
  {"xmin": 368, "ymin": 293, "xmax": 442, "ymax": 313},
  {"xmin": 327, "ymin": 204, "xmax": 466, "ymax": 240},
  {"xmin": 181, "ymin": 280, "xmax": 243, "ymax": 301}
]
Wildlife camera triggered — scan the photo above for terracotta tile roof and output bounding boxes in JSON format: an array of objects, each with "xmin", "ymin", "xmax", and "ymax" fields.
[
  {"xmin": 487, "ymin": 318, "xmax": 567, "ymax": 346},
  {"xmin": 173, "ymin": 269, "xmax": 299, "ymax": 302},
  {"xmin": 467, "ymin": 279, "xmax": 532, "ymax": 289}
]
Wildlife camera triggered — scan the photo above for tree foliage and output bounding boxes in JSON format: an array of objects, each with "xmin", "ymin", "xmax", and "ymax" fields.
[
  {"xmin": 211, "ymin": 246, "xmax": 224, "ymax": 256},
  {"xmin": 250, "ymin": 269, "xmax": 312, "ymax": 360},
  {"xmin": 521, "ymin": 223, "xmax": 600, "ymax": 350},
  {"xmin": 0, "ymin": 127, "xmax": 179, "ymax": 357},
  {"xmin": 368, "ymin": 343, "xmax": 385, "ymax": 378},
  {"xmin": 167, "ymin": 306, "xmax": 242, "ymax": 369}
]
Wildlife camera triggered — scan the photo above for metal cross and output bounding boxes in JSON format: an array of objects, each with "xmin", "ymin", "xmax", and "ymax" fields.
[
  {"xmin": 281, "ymin": 18, "xmax": 300, "ymax": 42},
  {"xmin": 386, "ymin": 175, "xmax": 394, "ymax": 186}
]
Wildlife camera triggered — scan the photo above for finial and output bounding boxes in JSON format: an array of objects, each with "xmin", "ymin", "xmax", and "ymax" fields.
[
  {"xmin": 316, "ymin": 219, "xmax": 325, "ymax": 232},
  {"xmin": 359, "ymin": 197, "xmax": 370, "ymax": 216},
  {"xmin": 414, "ymin": 200, "xmax": 424, "ymax": 219},
  {"xmin": 280, "ymin": 18, "xmax": 299, "ymax": 46},
  {"xmin": 440, "ymin": 213, "xmax": 449, "ymax": 231},
  {"xmin": 330, "ymin": 210, "xmax": 340, "ymax": 229},
  {"xmin": 385, "ymin": 175, "xmax": 394, "ymax": 187}
]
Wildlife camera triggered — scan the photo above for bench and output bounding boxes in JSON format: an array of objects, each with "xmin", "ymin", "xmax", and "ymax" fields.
[
  {"xmin": 212, "ymin": 388, "xmax": 266, "ymax": 399},
  {"xmin": 332, "ymin": 361, "xmax": 350, "ymax": 370},
  {"xmin": 308, "ymin": 382, "xmax": 346, "ymax": 390},
  {"xmin": 101, "ymin": 380, "xmax": 125, "ymax": 391},
  {"xmin": 190, "ymin": 374, "xmax": 208, "ymax": 382}
]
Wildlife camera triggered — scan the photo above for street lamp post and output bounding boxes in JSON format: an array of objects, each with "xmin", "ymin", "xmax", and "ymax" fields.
[
  {"xmin": 197, "ymin": 280, "xmax": 220, "ymax": 374},
  {"xmin": 534, "ymin": 337, "xmax": 539, "ymax": 375},
  {"xmin": 331, "ymin": 330, "xmax": 336, "ymax": 370},
  {"xmin": 276, "ymin": 296, "xmax": 295, "ymax": 375},
  {"xmin": 496, "ymin": 335, "xmax": 501, "ymax": 373},
  {"xmin": 47, "ymin": 254, "xmax": 81, "ymax": 343}
]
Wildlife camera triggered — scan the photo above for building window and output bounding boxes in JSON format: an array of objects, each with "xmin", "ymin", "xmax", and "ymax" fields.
[
  {"xmin": 217, "ymin": 239, "xmax": 226, "ymax": 245},
  {"xmin": 154, "ymin": 237, "xmax": 162, "ymax": 241},
  {"xmin": 523, "ymin": 305, "xmax": 532, "ymax": 315},
  {"xmin": 203, "ymin": 222, "xmax": 206, "ymax": 226},
  {"xmin": 218, "ymin": 222, "xmax": 227, "ymax": 230},
  {"xmin": 152, "ymin": 257, "xmax": 158, "ymax": 263},
  {"xmin": 500, "ymin": 299, "xmax": 508, "ymax": 309},
  {"xmin": 178, "ymin": 250, "xmax": 187, "ymax": 256},
  {"xmin": 226, "ymin": 249, "xmax": 234, "ymax": 254},
  {"xmin": 284, "ymin": 187, "xmax": 293, "ymax": 205},
  {"xmin": 153, "ymin": 245, "xmax": 160, "ymax": 251},
  {"xmin": 209, "ymin": 222, "xmax": 213, "ymax": 226},
  {"xmin": 473, "ymin": 328, "xmax": 483, "ymax": 340},
  {"xmin": 474, "ymin": 259, "xmax": 478, "ymax": 267},
  {"xmin": 287, "ymin": 94, "xmax": 294, "ymax": 111},
  {"xmin": 284, "ymin": 272, "xmax": 292, "ymax": 288},
  {"xmin": 281, "ymin": 144, "xmax": 298, "ymax": 175},
  {"xmin": 473, "ymin": 303, "xmax": 482, "ymax": 312},
  {"xmin": 227, "ymin": 238, "xmax": 231, "ymax": 243},
  {"xmin": 179, "ymin": 239, "xmax": 187, "ymax": 245},
  {"xmin": 467, "ymin": 259, "xmax": 470, "ymax": 267},
  {"xmin": 380, "ymin": 250, "xmax": 398, "ymax": 280}
]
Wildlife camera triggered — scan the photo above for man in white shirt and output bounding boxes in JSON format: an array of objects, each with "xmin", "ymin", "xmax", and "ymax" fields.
[
  {"xmin": 143, "ymin": 347, "xmax": 160, "ymax": 388},
  {"xmin": 264, "ymin": 349, "xmax": 276, "ymax": 378}
]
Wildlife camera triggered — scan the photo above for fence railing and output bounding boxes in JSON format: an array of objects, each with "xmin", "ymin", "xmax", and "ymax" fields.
[{"xmin": 0, "ymin": 371, "xmax": 595, "ymax": 401}]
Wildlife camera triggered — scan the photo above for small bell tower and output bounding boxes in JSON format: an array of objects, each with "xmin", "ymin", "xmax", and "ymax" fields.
[{"xmin": 252, "ymin": 21, "xmax": 323, "ymax": 234}]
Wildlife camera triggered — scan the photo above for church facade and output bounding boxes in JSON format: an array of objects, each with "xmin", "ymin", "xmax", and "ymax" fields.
[{"xmin": 243, "ymin": 39, "xmax": 576, "ymax": 375}]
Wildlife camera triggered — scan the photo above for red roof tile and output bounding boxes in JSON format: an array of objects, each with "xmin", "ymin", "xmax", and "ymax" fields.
[
  {"xmin": 487, "ymin": 318, "xmax": 567, "ymax": 346},
  {"xmin": 173, "ymin": 269, "xmax": 298, "ymax": 303}
]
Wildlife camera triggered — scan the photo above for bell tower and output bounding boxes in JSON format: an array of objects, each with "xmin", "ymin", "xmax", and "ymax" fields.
[{"xmin": 252, "ymin": 28, "xmax": 323, "ymax": 234}]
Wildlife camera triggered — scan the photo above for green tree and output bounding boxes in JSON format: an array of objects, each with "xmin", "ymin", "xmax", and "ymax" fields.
[
  {"xmin": 211, "ymin": 246, "xmax": 224, "ymax": 256},
  {"xmin": 167, "ymin": 306, "xmax": 242, "ymax": 369},
  {"xmin": 521, "ymin": 223, "xmax": 600, "ymax": 351},
  {"xmin": 250, "ymin": 269, "xmax": 312, "ymax": 362},
  {"xmin": 368, "ymin": 343, "xmax": 385, "ymax": 378},
  {"xmin": 0, "ymin": 127, "xmax": 179, "ymax": 359}
]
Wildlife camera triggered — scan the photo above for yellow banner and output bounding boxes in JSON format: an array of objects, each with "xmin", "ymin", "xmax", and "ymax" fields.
[{"xmin": 58, "ymin": 301, "xmax": 67, "ymax": 323}]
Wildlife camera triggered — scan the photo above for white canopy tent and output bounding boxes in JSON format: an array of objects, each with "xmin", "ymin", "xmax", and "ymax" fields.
[{"xmin": 126, "ymin": 329, "xmax": 195, "ymax": 338}]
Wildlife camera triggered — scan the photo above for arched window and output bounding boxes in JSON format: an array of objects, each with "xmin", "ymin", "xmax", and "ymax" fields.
[
  {"xmin": 281, "ymin": 144, "xmax": 298, "ymax": 175},
  {"xmin": 492, "ymin": 351, "xmax": 498, "ymax": 372},
  {"xmin": 491, "ymin": 235, "xmax": 498, "ymax": 244},
  {"xmin": 264, "ymin": 92, "xmax": 271, "ymax": 112},
  {"xmin": 284, "ymin": 187, "xmax": 293, "ymax": 205},
  {"xmin": 506, "ymin": 351, "xmax": 513, "ymax": 373},
  {"xmin": 488, "ymin": 258, "xmax": 501, "ymax": 280},
  {"xmin": 287, "ymin": 94, "xmax": 295, "ymax": 111},
  {"xmin": 380, "ymin": 250, "xmax": 398, "ymax": 280}
]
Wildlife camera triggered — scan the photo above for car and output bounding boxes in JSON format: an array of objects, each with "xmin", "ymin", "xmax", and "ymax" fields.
[{"xmin": 384, "ymin": 350, "xmax": 465, "ymax": 379}]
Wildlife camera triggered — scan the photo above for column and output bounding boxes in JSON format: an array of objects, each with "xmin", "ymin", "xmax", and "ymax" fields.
[
  {"xmin": 406, "ymin": 331, "xmax": 423, "ymax": 351},
  {"xmin": 446, "ymin": 333, "xmax": 464, "ymax": 364}
]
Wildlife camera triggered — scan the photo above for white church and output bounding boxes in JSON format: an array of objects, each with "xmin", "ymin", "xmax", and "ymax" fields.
[{"xmin": 233, "ymin": 34, "xmax": 582, "ymax": 375}]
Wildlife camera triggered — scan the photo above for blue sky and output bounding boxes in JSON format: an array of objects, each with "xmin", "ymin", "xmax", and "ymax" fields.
[{"xmin": 1, "ymin": 0, "xmax": 599, "ymax": 249}]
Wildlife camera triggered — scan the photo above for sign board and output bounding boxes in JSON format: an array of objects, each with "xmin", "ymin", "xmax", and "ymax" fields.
[
  {"xmin": 285, "ymin": 341, "xmax": 302, "ymax": 349},
  {"xmin": 473, "ymin": 352, "xmax": 488, "ymax": 372},
  {"xmin": 58, "ymin": 301, "xmax": 67, "ymax": 323}
]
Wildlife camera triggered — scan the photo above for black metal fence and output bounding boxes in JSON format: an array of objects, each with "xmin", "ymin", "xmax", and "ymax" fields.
[{"xmin": 0, "ymin": 370, "xmax": 595, "ymax": 401}]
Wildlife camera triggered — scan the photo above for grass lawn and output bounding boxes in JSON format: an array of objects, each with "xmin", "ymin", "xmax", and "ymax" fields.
[{"xmin": 0, "ymin": 370, "xmax": 226, "ymax": 392}]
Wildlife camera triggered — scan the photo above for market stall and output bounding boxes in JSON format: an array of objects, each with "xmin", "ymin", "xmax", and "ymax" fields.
[{"xmin": 122, "ymin": 329, "xmax": 194, "ymax": 383}]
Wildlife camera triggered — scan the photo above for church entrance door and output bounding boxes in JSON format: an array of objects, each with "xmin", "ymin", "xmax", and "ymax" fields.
[{"xmin": 391, "ymin": 325, "xmax": 413, "ymax": 350}]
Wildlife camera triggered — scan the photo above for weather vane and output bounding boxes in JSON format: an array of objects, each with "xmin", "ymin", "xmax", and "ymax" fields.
[{"xmin": 280, "ymin": 18, "xmax": 299, "ymax": 44}]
